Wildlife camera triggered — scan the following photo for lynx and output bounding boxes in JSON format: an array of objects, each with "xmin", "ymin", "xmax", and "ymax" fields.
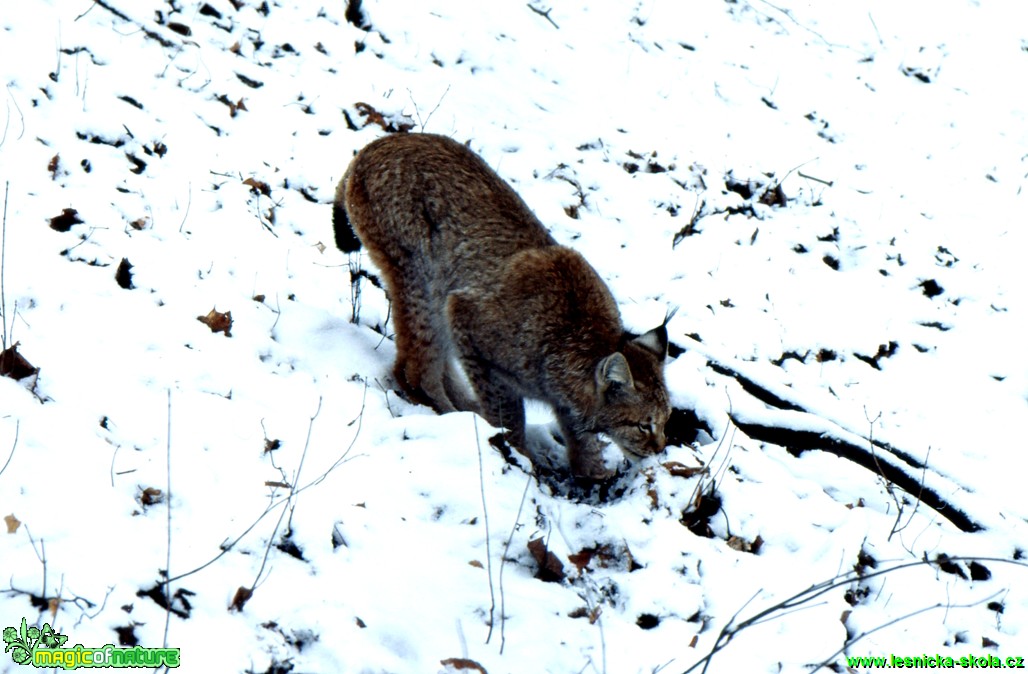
[{"xmin": 333, "ymin": 133, "xmax": 671, "ymax": 479}]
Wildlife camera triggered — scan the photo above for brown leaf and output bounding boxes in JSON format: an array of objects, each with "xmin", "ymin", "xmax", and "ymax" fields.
[
  {"xmin": 663, "ymin": 461, "xmax": 704, "ymax": 478},
  {"xmin": 0, "ymin": 343, "xmax": 38, "ymax": 381},
  {"xmin": 569, "ymin": 543, "xmax": 638, "ymax": 573},
  {"xmin": 355, "ymin": 616, "xmax": 366, "ymax": 628},
  {"xmin": 468, "ymin": 560, "xmax": 484, "ymax": 569},
  {"xmin": 242, "ymin": 177, "xmax": 270, "ymax": 196},
  {"xmin": 48, "ymin": 154, "xmax": 61, "ymax": 180},
  {"xmin": 49, "ymin": 208, "xmax": 83, "ymax": 232},
  {"xmin": 568, "ymin": 547, "xmax": 596, "ymax": 572},
  {"xmin": 726, "ymin": 534, "xmax": 762, "ymax": 554},
  {"xmin": 440, "ymin": 658, "xmax": 488, "ymax": 674},
  {"xmin": 4, "ymin": 513, "xmax": 21, "ymax": 534},
  {"xmin": 198, "ymin": 308, "xmax": 233, "ymax": 336},
  {"xmin": 139, "ymin": 487, "xmax": 163, "ymax": 506},
  {"xmin": 527, "ymin": 537, "xmax": 565, "ymax": 583},
  {"xmin": 115, "ymin": 258, "xmax": 135, "ymax": 290},
  {"xmin": 229, "ymin": 586, "xmax": 253, "ymax": 612},
  {"xmin": 354, "ymin": 101, "xmax": 415, "ymax": 133}
]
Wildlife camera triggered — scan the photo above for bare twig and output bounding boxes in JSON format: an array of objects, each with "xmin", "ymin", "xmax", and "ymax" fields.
[
  {"xmin": 178, "ymin": 182, "xmax": 192, "ymax": 234},
  {"xmin": 474, "ymin": 418, "xmax": 498, "ymax": 643},
  {"xmin": 868, "ymin": 13, "xmax": 883, "ymax": 46},
  {"xmin": 407, "ymin": 85, "xmax": 451, "ymax": 133},
  {"xmin": 797, "ymin": 170, "xmax": 834, "ymax": 187},
  {"xmin": 162, "ymin": 389, "xmax": 173, "ymax": 651},
  {"xmin": 168, "ymin": 388, "xmax": 363, "ymax": 586},
  {"xmin": 527, "ymin": 3, "xmax": 559, "ymax": 29},
  {"xmin": 0, "ymin": 419, "xmax": 20, "ymax": 480},
  {"xmin": 682, "ymin": 556, "xmax": 1027, "ymax": 674},
  {"xmin": 348, "ymin": 255, "xmax": 363, "ymax": 323},
  {"xmin": 1, "ymin": 181, "xmax": 9, "ymax": 349},
  {"xmin": 497, "ymin": 473, "xmax": 532, "ymax": 654},
  {"xmin": 285, "ymin": 397, "xmax": 323, "ymax": 533},
  {"xmin": 810, "ymin": 591, "xmax": 1003, "ymax": 673}
]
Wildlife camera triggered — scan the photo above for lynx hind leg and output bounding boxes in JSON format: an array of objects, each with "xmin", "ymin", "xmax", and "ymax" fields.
[
  {"xmin": 381, "ymin": 277, "xmax": 457, "ymax": 413},
  {"xmin": 447, "ymin": 291, "xmax": 526, "ymax": 445},
  {"xmin": 442, "ymin": 360, "xmax": 480, "ymax": 414}
]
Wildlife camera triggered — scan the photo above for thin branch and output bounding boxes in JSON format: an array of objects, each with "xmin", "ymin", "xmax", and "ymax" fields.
[
  {"xmin": 177, "ymin": 182, "xmax": 192, "ymax": 234},
  {"xmin": 497, "ymin": 473, "xmax": 532, "ymax": 654},
  {"xmin": 1, "ymin": 181, "xmax": 9, "ymax": 349},
  {"xmin": 285, "ymin": 397, "xmax": 323, "ymax": 533},
  {"xmin": 682, "ymin": 556, "xmax": 1028, "ymax": 674},
  {"xmin": 162, "ymin": 389, "xmax": 173, "ymax": 651},
  {"xmin": 474, "ymin": 417, "xmax": 497, "ymax": 643},
  {"xmin": 527, "ymin": 4, "xmax": 559, "ymax": 29},
  {"xmin": 810, "ymin": 591, "xmax": 1003, "ymax": 673},
  {"xmin": 407, "ymin": 85, "xmax": 451, "ymax": 133},
  {"xmin": 797, "ymin": 170, "xmax": 833, "ymax": 187},
  {"xmin": 167, "ymin": 387, "xmax": 366, "ymax": 584},
  {"xmin": 0, "ymin": 419, "xmax": 20, "ymax": 480}
]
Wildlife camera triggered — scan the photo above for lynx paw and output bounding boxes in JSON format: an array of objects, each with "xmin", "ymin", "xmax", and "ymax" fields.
[{"xmin": 569, "ymin": 434, "xmax": 619, "ymax": 481}]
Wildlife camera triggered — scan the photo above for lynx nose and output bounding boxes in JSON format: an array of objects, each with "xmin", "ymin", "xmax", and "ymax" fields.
[{"xmin": 649, "ymin": 427, "xmax": 667, "ymax": 453}]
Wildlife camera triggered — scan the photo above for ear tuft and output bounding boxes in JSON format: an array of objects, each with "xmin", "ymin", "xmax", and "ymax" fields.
[
  {"xmin": 597, "ymin": 352, "xmax": 633, "ymax": 393},
  {"xmin": 632, "ymin": 324, "xmax": 669, "ymax": 359}
]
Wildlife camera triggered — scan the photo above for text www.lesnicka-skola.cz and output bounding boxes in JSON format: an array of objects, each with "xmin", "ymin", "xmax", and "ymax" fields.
[{"xmin": 846, "ymin": 654, "xmax": 1024, "ymax": 669}]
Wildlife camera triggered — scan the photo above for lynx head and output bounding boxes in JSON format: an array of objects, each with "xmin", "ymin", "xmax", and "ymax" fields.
[{"xmin": 592, "ymin": 324, "xmax": 672, "ymax": 458}]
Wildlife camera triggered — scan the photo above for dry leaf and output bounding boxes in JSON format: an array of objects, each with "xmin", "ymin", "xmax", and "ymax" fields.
[
  {"xmin": 569, "ymin": 542, "xmax": 638, "ymax": 573},
  {"xmin": 49, "ymin": 208, "xmax": 83, "ymax": 232},
  {"xmin": 663, "ymin": 461, "xmax": 704, "ymax": 478},
  {"xmin": 726, "ymin": 534, "xmax": 762, "ymax": 554},
  {"xmin": 468, "ymin": 560, "xmax": 483, "ymax": 569},
  {"xmin": 354, "ymin": 101, "xmax": 415, "ymax": 133},
  {"xmin": 355, "ymin": 616, "xmax": 366, "ymax": 628},
  {"xmin": 0, "ymin": 343, "xmax": 38, "ymax": 381},
  {"xmin": 527, "ymin": 537, "xmax": 565, "ymax": 583},
  {"xmin": 198, "ymin": 308, "xmax": 233, "ymax": 336},
  {"xmin": 4, "ymin": 513, "xmax": 21, "ymax": 534},
  {"xmin": 242, "ymin": 177, "xmax": 271, "ymax": 196},
  {"xmin": 440, "ymin": 658, "xmax": 488, "ymax": 674},
  {"xmin": 140, "ymin": 487, "xmax": 163, "ymax": 506},
  {"xmin": 48, "ymin": 597, "xmax": 61, "ymax": 617},
  {"xmin": 229, "ymin": 586, "xmax": 253, "ymax": 612},
  {"xmin": 115, "ymin": 258, "xmax": 135, "ymax": 290}
]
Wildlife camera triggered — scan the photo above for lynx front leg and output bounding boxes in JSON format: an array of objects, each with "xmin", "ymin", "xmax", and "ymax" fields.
[
  {"xmin": 559, "ymin": 416, "xmax": 617, "ymax": 480},
  {"xmin": 447, "ymin": 292, "xmax": 526, "ymax": 446}
]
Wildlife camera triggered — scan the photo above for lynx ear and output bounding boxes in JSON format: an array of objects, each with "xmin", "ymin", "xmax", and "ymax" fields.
[
  {"xmin": 631, "ymin": 324, "xmax": 669, "ymax": 360},
  {"xmin": 597, "ymin": 352, "xmax": 634, "ymax": 393}
]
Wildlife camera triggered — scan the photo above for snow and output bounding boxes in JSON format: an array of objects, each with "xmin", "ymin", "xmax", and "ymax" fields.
[{"xmin": 1, "ymin": 0, "xmax": 1026, "ymax": 672}]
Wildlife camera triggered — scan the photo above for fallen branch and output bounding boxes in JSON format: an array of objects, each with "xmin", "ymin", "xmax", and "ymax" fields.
[
  {"xmin": 677, "ymin": 337, "xmax": 984, "ymax": 533},
  {"xmin": 683, "ymin": 555, "xmax": 1024, "ymax": 674}
]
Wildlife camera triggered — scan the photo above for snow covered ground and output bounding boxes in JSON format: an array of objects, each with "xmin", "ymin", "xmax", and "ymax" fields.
[{"xmin": 1, "ymin": 1, "xmax": 1026, "ymax": 672}]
